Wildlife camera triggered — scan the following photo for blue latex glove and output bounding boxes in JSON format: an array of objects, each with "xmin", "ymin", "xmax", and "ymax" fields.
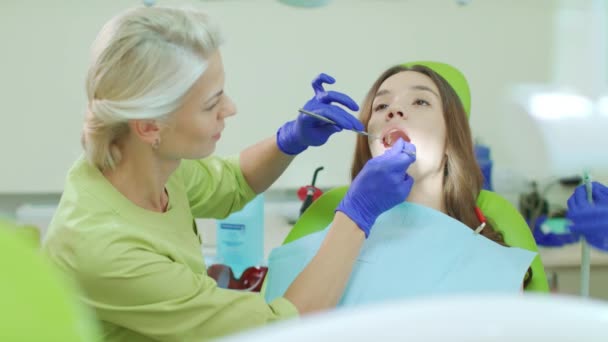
[
  {"xmin": 566, "ymin": 182, "xmax": 608, "ymax": 251},
  {"xmin": 336, "ymin": 138, "xmax": 417, "ymax": 237},
  {"xmin": 567, "ymin": 181, "xmax": 608, "ymax": 209},
  {"xmin": 276, "ymin": 73, "xmax": 364, "ymax": 155},
  {"xmin": 567, "ymin": 207, "xmax": 608, "ymax": 251}
]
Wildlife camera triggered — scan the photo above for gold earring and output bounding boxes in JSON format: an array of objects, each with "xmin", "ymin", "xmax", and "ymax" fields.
[{"xmin": 153, "ymin": 138, "xmax": 160, "ymax": 150}]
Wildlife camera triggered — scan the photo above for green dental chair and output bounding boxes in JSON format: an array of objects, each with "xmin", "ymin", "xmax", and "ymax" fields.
[
  {"xmin": 265, "ymin": 61, "xmax": 548, "ymax": 293},
  {"xmin": 0, "ymin": 219, "xmax": 101, "ymax": 340},
  {"xmin": 282, "ymin": 186, "xmax": 548, "ymax": 292}
]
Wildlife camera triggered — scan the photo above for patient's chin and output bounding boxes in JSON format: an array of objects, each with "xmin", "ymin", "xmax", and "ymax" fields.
[{"xmin": 369, "ymin": 143, "xmax": 387, "ymax": 157}]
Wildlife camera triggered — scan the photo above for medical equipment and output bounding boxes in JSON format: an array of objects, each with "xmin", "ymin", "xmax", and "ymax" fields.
[
  {"xmin": 567, "ymin": 181, "xmax": 608, "ymax": 251},
  {"xmin": 297, "ymin": 166, "xmax": 324, "ymax": 217},
  {"xmin": 580, "ymin": 170, "xmax": 593, "ymax": 296},
  {"xmin": 216, "ymin": 195, "xmax": 265, "ymax": 278},
  {"xmin": 533, "ymin": 172, "xmax": 601, "ymax": 296},
  {"xmin": 298, "ymin": 108, "xmax": 417, "ymax": 159},
  {"xmin": 277, "ymin": 73, "xmax": 363, "ymax": 155},
  {"xmin": 298, "ymin": 108, "xmax": 380, "ymax": 140}
]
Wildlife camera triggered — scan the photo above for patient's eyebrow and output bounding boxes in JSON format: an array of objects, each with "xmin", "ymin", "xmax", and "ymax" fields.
[
  {"xmin": 411, "ymin": 85, "xmax": 439, "ymax": 98},
  {"xmin": 375, "ymin": 86, "xmax": 439, "ymax": 100},
  {"xmin": 374, "ymin": 89, "xmax": 390, "ymax": 98}
]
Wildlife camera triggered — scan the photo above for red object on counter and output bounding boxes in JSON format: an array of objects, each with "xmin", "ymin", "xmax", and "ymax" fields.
[
  {"xmin": 297, "ymin": 186, "xmax": 323, "ymax": 201},
  {"xmin": 207, "ymin": 264, "xmax": 268, "ymax": 292}
]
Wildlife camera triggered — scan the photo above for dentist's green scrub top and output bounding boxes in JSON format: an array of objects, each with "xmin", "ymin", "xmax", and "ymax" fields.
[{"xmin": 43, "ymin": 156, "xmax": 298, "ymax": 342}]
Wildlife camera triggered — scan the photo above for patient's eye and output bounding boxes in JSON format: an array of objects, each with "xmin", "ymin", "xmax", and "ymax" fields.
[
  {"xmin": 374, "ymin": 103, "xmax": 388, "ymax": 112},
  {"xmin": 413, "ymin": 99, "xmax": 430, "ymax": 106}
]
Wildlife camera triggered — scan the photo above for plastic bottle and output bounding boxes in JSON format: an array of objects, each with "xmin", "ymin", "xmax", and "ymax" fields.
[{"xmin": 216, "ymin": 195, "xmax": 265, "ymax": 278}]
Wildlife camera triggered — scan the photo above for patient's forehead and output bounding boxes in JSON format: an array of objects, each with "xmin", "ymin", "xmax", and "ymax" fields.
[{"xmin": 377, "ymin": 71, "xmax": 439, "ymax": 97}]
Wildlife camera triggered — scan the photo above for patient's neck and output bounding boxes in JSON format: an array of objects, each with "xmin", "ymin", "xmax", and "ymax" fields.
[{"xmin": 406, "ymin": 171, "xmax": 446, "ymax": 213}]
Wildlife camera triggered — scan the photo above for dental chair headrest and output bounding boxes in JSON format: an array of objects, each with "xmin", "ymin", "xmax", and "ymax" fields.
[{"xmin": 402, "ymin": 61, "xmax": 471, "ymax": 119}]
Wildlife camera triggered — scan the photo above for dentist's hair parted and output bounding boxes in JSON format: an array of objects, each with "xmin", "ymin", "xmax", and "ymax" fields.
[{"xmin": 82, "ymin": 6, "xmax": 223, "ymax": 170}]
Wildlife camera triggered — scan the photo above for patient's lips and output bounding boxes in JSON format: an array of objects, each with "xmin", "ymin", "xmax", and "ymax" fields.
[{"xmin": 382, "ymin": 129, "xmax": 410, "ymax": 148}]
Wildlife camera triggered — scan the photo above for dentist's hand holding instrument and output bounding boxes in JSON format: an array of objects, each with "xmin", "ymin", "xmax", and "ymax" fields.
[
  {"xmin": 277, "ymin": 73, "xmax": 365, "ymax": 155},
  {"xmin": 337, "ymin": 138, "xmax": 417, "ymax": 237}
]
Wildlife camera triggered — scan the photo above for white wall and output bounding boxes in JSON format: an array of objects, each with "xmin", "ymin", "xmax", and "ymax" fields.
[{"xmin": 2, "ymin": 0, "xmax": 603, "ymax": 194}]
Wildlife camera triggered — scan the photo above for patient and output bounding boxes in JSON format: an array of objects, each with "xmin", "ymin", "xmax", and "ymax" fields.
[
  {"xmin": 265, "ymin": 62, "xmax": 535, "ymax": 305},
  {"xmin": 355, "ymin": 62, "xmax": 532, "ymax": 284}
]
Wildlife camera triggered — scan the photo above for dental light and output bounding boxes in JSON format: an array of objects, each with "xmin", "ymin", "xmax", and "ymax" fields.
[{"xmin": 512, "ymin": 0, "xmax": 608, "ymax": 177}]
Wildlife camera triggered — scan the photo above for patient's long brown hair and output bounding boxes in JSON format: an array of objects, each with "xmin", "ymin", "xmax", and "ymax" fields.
[{"xmin": 351, "ymin": 65, "xmax": 532, "ymax": 288}]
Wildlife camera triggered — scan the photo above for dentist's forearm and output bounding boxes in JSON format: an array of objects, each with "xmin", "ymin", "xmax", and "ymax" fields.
[
  {"xmin": 284, "ymin": 212, "xmax": 365, "ymax": 314},
  {"xmin": 240, "ymin": 136, "xmax": 296, "ymax": 194}
]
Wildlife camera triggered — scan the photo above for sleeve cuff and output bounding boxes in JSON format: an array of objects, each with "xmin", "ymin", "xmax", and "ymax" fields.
[{"xmin": 268, "ymin": 297, "xmax": 299, "ymax": 320}]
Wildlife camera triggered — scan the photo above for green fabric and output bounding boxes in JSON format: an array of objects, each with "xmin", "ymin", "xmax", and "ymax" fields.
[
  {"xmin": 44, "ymin": 156, "xmax": 298, "ymax": 342},
  {"xmin": 476, "ymin": 191, "xmax": 549, "ymax": 292},
  {"xmin": 0, "ymin": 219, "xmax": 100, "ymax": 341},
  {"xmin": 280, "ymin": 186, "xmax": 549, "ymax": 293},
  {"xmin": 6, "ymin": 222, "xmax": 40, "ymax": 248},
  {"xmin": 402, "ymin": 61, "xmax": 471, "ymax": 118}
]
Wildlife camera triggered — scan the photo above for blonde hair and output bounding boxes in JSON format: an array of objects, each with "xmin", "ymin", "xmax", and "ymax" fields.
[{"xmin": 83, "ymin": 6, "xmax": 223, "ymax": 170}]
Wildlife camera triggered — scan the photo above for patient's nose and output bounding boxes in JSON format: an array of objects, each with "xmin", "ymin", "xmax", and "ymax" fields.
[{"xmin": 386, "ymin": 110, "xmax": 405, "ymax": 120}]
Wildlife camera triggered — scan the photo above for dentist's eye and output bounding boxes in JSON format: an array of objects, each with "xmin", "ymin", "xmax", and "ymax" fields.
[
  {"xmin": 203, "ymin": 101, "xmax": 219, "ymax": 112},
  {"xmin": 374, "ymin": 103, "xmax": 388, "ymax": 112},
  {"xmin": 413, "ymin": 99, "xmax": 430, "ymax": 106}
]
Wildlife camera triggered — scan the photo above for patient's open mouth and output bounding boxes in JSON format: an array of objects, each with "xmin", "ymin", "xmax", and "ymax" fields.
[{"xmin": 382, "ymin": 129, "xmax": 410, "ymax": 148}]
